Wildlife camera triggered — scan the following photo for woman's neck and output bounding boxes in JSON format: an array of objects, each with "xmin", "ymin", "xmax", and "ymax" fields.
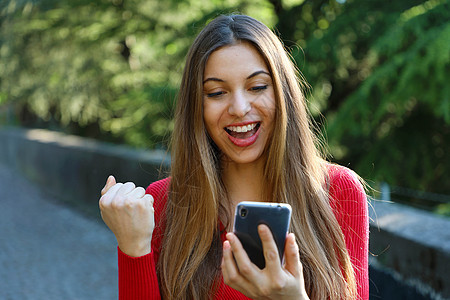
[{"xmin": 221, "ymin": 158, "xmax": 265, "ymax": 210}]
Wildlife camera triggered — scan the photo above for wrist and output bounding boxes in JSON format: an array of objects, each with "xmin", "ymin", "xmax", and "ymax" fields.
[{"xmin": 118, "ymin": 239, "xmax": 151, "ymax": 257}]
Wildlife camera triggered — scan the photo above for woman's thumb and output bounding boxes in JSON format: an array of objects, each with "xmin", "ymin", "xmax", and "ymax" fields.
[
  {"xmin": 101, "ymin": 175, "xmax": 116, "ymax": 196},
  {"xmin": 108, "ymin": 175, "xmax": 116, "ymax": 185}
]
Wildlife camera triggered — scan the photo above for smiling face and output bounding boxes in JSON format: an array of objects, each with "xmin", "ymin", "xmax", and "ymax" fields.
[{"xmin": 203, "ymin": 41, "xmax": 276, "ymax": 165}]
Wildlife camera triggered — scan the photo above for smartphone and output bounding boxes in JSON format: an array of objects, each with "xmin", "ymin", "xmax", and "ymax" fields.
[{"xmin": 233, "ymin": 201, "xmax": 292, "ymax": 269}]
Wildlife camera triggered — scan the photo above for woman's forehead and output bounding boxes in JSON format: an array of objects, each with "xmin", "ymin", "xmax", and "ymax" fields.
[{"xmin": 203, "ymin": 42, "xmax": 269, "ymax": 80}]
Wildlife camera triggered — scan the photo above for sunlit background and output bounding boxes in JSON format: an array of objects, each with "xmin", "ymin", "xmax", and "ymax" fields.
[{"xmin": 1, "ymin": 0, "xmax": 449, "ymax": 212}]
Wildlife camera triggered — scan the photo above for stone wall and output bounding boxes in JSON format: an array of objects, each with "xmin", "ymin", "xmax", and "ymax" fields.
[
  {"xmin": 369, "ymin": 200, "xmax": 450, "ymax": 299},
  {"xmin": 0, "ymin": 127, "xmax": 170, "ymax": 216}
]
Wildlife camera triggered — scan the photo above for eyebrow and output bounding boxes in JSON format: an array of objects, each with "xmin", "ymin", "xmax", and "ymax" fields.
[
  {"xmin": 203, "ymin": 77, "xmax": 224, "ymax": 84},
  {"xmin": 203, "ymin": 70, "xmax": 271, "ymax": 84},
  {"xmin": 247, "ymin": 70, "xmax": 271, "ymax": 79}
]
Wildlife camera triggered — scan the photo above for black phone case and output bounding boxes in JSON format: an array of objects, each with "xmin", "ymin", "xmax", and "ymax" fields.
[{"xmin": 233, "ymin": 202, "xmax": 292, "ymax": 269}]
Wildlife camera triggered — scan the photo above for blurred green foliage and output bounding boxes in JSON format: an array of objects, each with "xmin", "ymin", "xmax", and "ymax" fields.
[
  {"xmin": 290, "ymin": 0, "xmax": 450, "ymax": 195},
  {"xmin": 1, "ymin": 0, "xmax": 449, "ymax": 197},
  {"xmin": 0, "ymin": 0, "xmax": 275, "ymax": 147}
]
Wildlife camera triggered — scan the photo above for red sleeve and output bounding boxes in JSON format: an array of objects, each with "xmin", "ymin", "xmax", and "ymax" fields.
[
  {"xmin": 117, "ymin": 178, "xmax": 170, "ymax": 300},
  {"xmin": 328, "ymin": 165, "xmax": 369, "ymax": 300},
  {"xmin": 118, "ymin": 248, "xmax": 161, "ymax": 300}
]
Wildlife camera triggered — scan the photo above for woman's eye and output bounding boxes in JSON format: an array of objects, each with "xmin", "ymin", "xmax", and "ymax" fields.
[
  {"xmin": 250, "ymin": 85, "xmax": 268, "ymax": 92},
  {"xmin": 206, "ymin": 91, "xmax": 224, "ymax": 98}
]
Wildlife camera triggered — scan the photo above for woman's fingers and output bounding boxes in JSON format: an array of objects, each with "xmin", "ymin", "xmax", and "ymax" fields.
[
  {"xmin": 222, "ymin": 239, "xmax": 246, "ymax": 289},
  {"xmin": 222, "ymin": 240, "xmax": 239, "ymax": 281},
  {"xmin": 284, "ymin": 233, "xmax": 301, "ymax": 278},
  {"xmin": 258, "ymin": 224, "xmax": 282, "ymax": 271},
  {"xmin": 126, "ymin": 186, "xmax": 146, "ymax": 199},
  {"xmin": 116, "ymin": 182, "xmax": 136, "ymax": 197},
  {"xmin": 98, "ymin": 178, "xmax": 155, "ymax": 257},
  {"xmin": 101, "ymin": 175, "xmax": 116, "ymax": 196},
  {"xmin": 99, "ymin": 182, "xmax": 123, "ymax": 206},
  {"xmin": 226, "ymin": 233, "xmax": 259, "ymax": 277},
  {"xmin": 222, "ymin": 239, "xmax": 258, "ymax": 297},
  {"xmin": 222, "ymin": 228, "xmax": 308, "ymax": 299},
  {"xmin": 142, "ymin": 194, "xmax": 154, "ymax": 206},
  {"xmin": 100, "ymin": 180, "xmax": 147, "ymax": 208}
]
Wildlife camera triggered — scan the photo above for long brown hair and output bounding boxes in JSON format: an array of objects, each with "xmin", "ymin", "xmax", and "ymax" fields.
[{"xmin": 158, "ymin": 15, "xmax": 357, "ymax": 299}]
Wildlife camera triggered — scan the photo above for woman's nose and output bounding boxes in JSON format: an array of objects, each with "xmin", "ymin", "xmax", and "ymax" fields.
[{"xmin": 228, "ymin": 91, "xmax": 251, "ymax": 117}]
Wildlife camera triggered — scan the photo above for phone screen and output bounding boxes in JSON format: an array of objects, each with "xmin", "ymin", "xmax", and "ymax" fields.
[{"xmin": 233, "ymin": 201, "xmax": 292, "ymax": 269}]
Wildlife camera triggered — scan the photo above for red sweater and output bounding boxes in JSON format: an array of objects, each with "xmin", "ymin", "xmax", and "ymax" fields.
[{"xmin": 117, "ymin": 165, "xmax": 369, "ymax": 299}]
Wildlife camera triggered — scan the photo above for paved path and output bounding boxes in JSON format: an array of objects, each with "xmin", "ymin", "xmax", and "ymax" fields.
[{"xmin": 0, "ymin": 164, "xmax": 118, "ymax": 300}]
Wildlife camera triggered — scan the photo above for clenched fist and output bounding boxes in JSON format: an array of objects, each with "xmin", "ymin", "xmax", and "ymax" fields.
[{"xmin": 99, "ymin": 175, "xmax": 155, "ymax": 257}]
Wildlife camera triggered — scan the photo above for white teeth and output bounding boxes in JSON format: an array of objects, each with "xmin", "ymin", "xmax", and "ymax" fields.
[{"xmin": 226, "ymin": 123, "xmax": 257, "ymax": 133}]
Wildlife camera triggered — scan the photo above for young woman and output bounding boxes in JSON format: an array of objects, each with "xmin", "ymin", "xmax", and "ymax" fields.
[{"xmin": 99, "ymin": 14, "xmax": 369, "ymax": 300}]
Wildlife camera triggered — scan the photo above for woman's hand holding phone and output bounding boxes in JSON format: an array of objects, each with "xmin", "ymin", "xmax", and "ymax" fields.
[
  {"xmin": 221, "ymin": 225, "xmax": 309, "ymax": 300},
  {"xmin": 99, "ymin": 175, "xmax": 155, "ymax": 257}
]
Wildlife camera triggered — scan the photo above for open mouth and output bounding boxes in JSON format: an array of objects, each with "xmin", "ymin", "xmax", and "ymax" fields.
[
  {"xmin": 224, "ymin": 122, "xmax": 261, "ymax": 147},
  {"xmin": 225, "ymin": 122, "xmax": 260, "ymax": 138}
]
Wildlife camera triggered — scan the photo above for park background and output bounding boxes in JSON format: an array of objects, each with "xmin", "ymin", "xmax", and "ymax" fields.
[
  {"xmin": 0, "ymin": 0, "xmax": 450, "ymax": 299},
  {"xmin": 1, "ymin": 0, "xmax": 449, "ymax": 211},
  {"xmin": 1, "ymin": 0, "xmax": 449, "ymax": 207}
]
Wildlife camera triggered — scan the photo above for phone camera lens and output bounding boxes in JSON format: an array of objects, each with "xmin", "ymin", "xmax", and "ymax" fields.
[{"xmin": 240, "ymin": 207, "xmax": 248, "ymax": 218}]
